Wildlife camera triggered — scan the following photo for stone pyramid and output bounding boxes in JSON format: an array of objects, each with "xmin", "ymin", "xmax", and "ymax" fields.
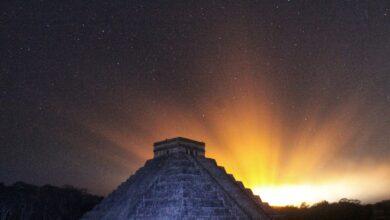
[{"xmin": 83, "ymin": 137, "xmax": 271, "ymax": 219}]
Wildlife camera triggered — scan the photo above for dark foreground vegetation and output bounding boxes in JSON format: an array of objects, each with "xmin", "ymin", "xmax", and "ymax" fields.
[
  {"xmin": 0, "ymin": 182, "xmax": 389, "ymax": 220},
  {"xmin": 0, "ymin": 182, "xmax": 102, "ymax": 220},
  {"xmin": 273, "ymin": 199, "xmax": 390, "ymax": 220}
]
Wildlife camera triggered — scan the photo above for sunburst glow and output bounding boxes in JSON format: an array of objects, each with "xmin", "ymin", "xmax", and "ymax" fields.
[
  {"xmin": 79, "ymin": 26, "xmax": 390, "ymax": 206},
  {"xmin": 84, "ymin": 68, "xmax": 390, "ymax": 206}
]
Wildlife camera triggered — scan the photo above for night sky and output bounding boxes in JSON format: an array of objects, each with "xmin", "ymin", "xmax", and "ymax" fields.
[{"xmin": 1, "ymin": 1, "xmax": 389, "ymax": 205}]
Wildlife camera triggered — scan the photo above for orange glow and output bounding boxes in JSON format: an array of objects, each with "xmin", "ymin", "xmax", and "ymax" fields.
[
  {"xmin": 253, "ymin": 165, "xmax": 390, "ymax": 206},
  {"xmin": 81, "ymin": 44, "xmax": 390, "ymax": 206}
]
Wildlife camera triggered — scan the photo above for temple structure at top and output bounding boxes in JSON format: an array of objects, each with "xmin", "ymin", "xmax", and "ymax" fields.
[{"xmin": 153, "ymin": 137, "xmax": 205, "ymax": 157}]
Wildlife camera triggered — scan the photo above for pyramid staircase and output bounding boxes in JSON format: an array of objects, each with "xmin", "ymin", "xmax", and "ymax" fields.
[
  {"xmin": 84, "ymin": 157, "xmax": 169, "ymax": 219},
  {"xmin": 83, "ymin": 137, "xmax": 271, "ymax": 219},
  {"xmin": 196, "ymin": 157, "xmax": 269, "ymax": 217}
]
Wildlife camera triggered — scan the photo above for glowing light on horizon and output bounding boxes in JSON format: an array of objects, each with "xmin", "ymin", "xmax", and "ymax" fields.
[
  {"xmin": 253, "ymin": 182, "xmax": 371, "ymax": 207},
  {"xmin": 252, "ymin": 166, "xmax": 390, "ymax": 206},
  {"xmin": 81, "ymin": 44, "xmax": 390, "ymax": 204},
  {"xmin": 254, "ymin": 184, "xmax": 333, "ymax": 206}
]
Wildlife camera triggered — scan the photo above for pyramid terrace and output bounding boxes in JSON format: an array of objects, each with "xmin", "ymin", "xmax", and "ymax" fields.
[{"xmin": 83, "ymin": 137, "xmax": 271, "ymax": 219}]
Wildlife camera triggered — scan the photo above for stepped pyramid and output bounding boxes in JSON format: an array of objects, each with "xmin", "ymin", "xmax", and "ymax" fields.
[{"xmin": 83, "ymin": 137, "xmax": 271, "ymax": 219}]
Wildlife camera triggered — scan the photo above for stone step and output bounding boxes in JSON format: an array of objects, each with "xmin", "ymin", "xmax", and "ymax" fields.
[
  {"xmin": 196, "ymin": 157, "xmax": 267, "ymax": 218},
  {"xmin": 184, "ymin": 206, "xmax": 232, "ymax": 217},
  {"xmin": 227, "ymin": 173, "xmax": 236, "ymax": 182},
  {"xmin": 165, "ymin": 161, "xmax": 194, "ymax": 167},
  {"xmin": 158, "ymin": 174, "xmax": 201, "ymax": 183},
  {"xmin": 183, "ymin": 198, "xmax": 224, "ymax": 208},
  {"xmin": 135, "ymin": 206, "xmax": 180, "ymax": 217},
  {"xmin": 235, "ymin": 181, "xmax": 244, "ymax": 189},
  {"xmin": 83, "ymin": 157, "xmax": 169, "ymax": 219},
  {"xmin": 138, "ymin": 198, "xmax": 182, "ymax": 208},
  {"xmin": 182, "ymin": 189, "xmax": 220, "ymax": 200},
  {"xmin": 253, "ymin": 195, "xmax": 263, "ymax": 204},
  {"xmin": 182, "ymin": 183, "xmax": 218, "ymax": 193},
  {"xmin": 163, "ymin": 167, "xmax": 200, "ymax": 175}
]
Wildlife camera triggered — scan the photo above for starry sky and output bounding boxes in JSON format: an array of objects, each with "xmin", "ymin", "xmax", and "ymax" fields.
[{"xmin": 1, "ymin": 1, "xmax": 389, "ymax": 205}]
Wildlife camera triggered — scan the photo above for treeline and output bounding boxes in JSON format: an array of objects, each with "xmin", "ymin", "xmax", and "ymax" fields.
[
  {"xmin": 0, "ymin": 182, "xmax": 102, "ymax": 220},
  {"xmin": 273, "ymin": 199, "xmax": 390, "ymax": 220},
  {"xmin": 1, "ymin": 182, "xmax": 389, "ymax": 220}
]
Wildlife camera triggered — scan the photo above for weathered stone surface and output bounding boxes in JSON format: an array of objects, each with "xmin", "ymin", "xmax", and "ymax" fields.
[{"xmin": 82, "ymin": 138, "xmax": 270, "ymax": 219}]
